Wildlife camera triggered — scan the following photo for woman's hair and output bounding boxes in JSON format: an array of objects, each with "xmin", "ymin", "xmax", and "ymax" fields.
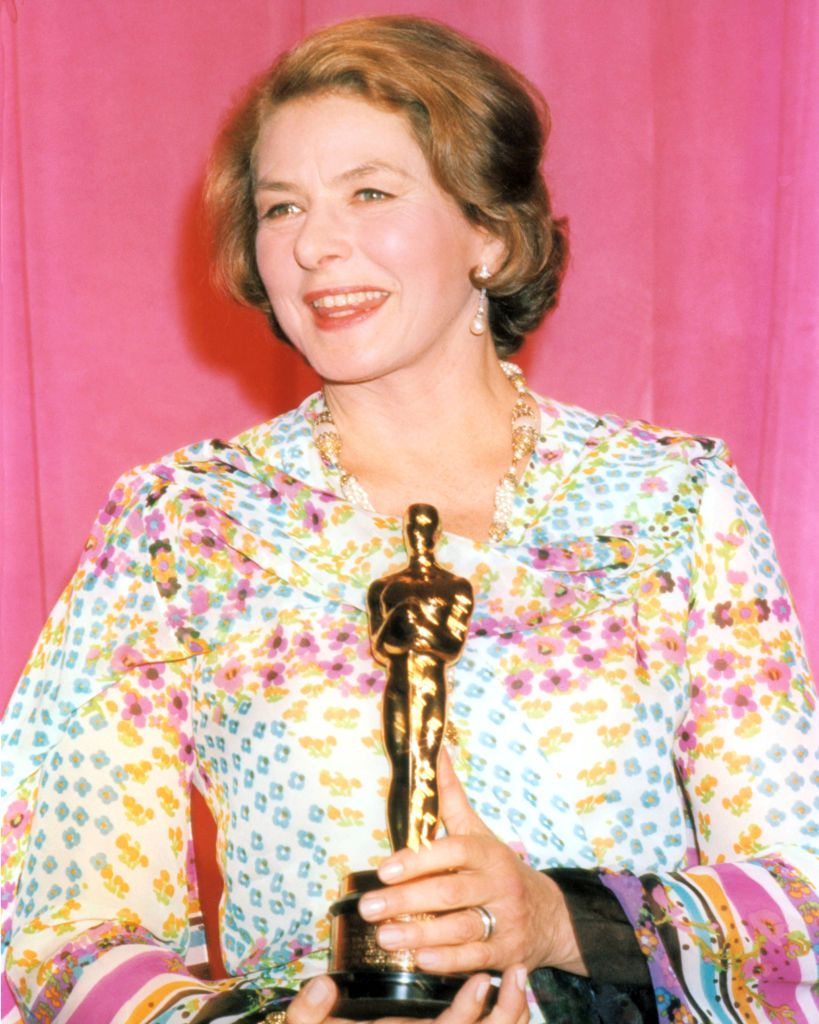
[{"xmin": 206, "ymin": 16, "xmax": 569, "ymax": 356}]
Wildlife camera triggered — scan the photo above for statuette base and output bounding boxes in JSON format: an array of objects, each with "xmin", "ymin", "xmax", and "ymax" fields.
[
  {"xmin": 327, "ymin": 870, "xmax": 496, "ymax": 1018},
  {"xmin": 328, "ymin": 968, "xmax": 471, "ymax": 1019}
]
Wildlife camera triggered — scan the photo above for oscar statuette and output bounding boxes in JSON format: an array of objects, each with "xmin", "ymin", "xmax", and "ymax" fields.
[{"xmin": 326, "ymin": 504, "xmax": 487, "ymax": 1017}]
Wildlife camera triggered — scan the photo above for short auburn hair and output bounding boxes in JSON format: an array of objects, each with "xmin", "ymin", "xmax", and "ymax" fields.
[{"xmin": 206, "ymin": 15, "xmax": 568, "ymax": 356}]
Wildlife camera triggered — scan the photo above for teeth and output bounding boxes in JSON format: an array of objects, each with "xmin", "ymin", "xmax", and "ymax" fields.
[{"xmin": 311, "ymin": 290, "xmax": 386, "ymax": 309}]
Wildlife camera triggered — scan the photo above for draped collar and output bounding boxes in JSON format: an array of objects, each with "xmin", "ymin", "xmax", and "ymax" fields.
[{"xmin": 162, "ymin": 389, "xmax": 713, "ymax": 629}]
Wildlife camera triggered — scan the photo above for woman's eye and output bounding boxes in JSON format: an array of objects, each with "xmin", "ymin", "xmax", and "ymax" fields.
[
  {"xmin": 261, "ymin": 201, "xmax": 301, "ymax": 220},
  {"xmin": 355, "ymin": 188, "xmax": 390, "ymax": 202}
]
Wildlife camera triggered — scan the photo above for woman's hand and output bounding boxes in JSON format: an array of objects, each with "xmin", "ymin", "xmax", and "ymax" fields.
[
  {"xmin": 286, "ymin": 968, "xmax": 529, "ymax": 1024},
  {"xmin": 358, "ymin": 750, "xmax": 587, "ymax": 977}
]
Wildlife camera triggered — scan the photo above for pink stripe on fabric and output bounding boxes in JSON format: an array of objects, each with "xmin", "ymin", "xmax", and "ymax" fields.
[
  {"xmin": 1, "ymin": 972, "xmax": 23, "ymax": 1024},
  {"xmin": 63, "ymin": 948, "xmax": 190, "ymax": 1024},
  {"xmin": 716, "ymin": 863, "xmax": 813, "ymax": 1024}
]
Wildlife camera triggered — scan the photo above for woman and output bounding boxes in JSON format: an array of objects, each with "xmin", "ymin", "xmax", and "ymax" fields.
[{"xmin": 3, "ymin": 15, "xmax": 816, "ymax": 1024}]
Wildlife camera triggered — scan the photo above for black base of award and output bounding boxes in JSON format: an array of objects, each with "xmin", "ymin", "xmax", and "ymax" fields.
[
  {"xmin": 328, "ymin": 969, "xmax": 470, "ymax": 1018},
  {"xmin": 325, "ymin": 966, "xmax": 466, "ymax": 1015},
  {"xmin": 326, "ymin": 870, "xmax": 496, "ymax": 1020}
]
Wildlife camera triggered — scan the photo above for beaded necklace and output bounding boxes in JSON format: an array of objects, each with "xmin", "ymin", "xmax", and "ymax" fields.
[{"xmin": 312, "ymin": 361, "xmax": 539, "ymax": 542}]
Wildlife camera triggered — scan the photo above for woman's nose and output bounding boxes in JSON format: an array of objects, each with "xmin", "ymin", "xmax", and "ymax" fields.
[{"xmin": 293, "ymin": 205, "xmax": 352, "ymax": 269}]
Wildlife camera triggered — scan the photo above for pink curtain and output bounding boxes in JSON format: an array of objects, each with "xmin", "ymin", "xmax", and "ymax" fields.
[{"xmin": 3, "ymin": 0, "xmax": 817, "ymax": 707}]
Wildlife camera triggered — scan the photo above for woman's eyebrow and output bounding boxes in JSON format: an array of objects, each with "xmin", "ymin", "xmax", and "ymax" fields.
[
  {"xmin": 336, "ymin": 161, "xmax": 414, "ymax": 183},
  {"xmin": 254, "ymin": 176, "xmax": 297, "ymax": 194},
  {"xmin": 254, "ymin": 161, "xmax": 414, "ymax": 195}
]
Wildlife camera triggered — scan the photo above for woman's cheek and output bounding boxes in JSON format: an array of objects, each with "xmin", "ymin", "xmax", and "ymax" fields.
[
  {"xmin": 361, "ymin": 205, "xmax": 433, "ymax": 266},
  {"xmin": 269, "ymin": 296, "xmax": 309, "ymax": 343},
  {"xmin": 257, "ymin": 243, "xmax": 302, "ymax": 319}
]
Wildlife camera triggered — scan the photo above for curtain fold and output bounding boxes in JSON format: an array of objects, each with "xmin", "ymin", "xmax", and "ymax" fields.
[
  {"xmin": 2, "ymin": 0, "xmax": 816, "ymax": 704},
  {"xmin": 755, "ymin": 0, "xmax": 819, "ymax": 646},
  {"xmin": 1, "ymin": 0, "xmax": 47, "ymax": 688}
]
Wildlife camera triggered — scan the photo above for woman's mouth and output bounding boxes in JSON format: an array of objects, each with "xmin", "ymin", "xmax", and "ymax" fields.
[{"xmin": 304, "ymin": 288, "xmax": 389, "ymax": 329}]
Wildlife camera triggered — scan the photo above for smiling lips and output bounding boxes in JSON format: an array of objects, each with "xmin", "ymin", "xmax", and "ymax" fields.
[{"xmin": 304, "ymin": 287, "xmax": 389, "ymax": 329}]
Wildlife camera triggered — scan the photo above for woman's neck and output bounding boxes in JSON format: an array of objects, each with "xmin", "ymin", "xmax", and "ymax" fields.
[
  {"xmin": 319, "ymin": 346, "xmax": 530, "ymax": 539},
  {"xmin": 323, "ymin": 345, "xmax": 512, "ymax": 462}
]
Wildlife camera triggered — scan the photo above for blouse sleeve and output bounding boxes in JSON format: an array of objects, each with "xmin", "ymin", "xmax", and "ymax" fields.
[
  {"xmin": 1, "ymin": 470, "xmax": 282, "ymax": 1023},
  {"xmin": 592, "ymin": 454, "xmax": 818, "ymax": 1022}
]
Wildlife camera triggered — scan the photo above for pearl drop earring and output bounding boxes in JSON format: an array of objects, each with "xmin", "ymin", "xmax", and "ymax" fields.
[{"xmin": 470, "ymin": 263, "xmax": 491, "ymax": 336}]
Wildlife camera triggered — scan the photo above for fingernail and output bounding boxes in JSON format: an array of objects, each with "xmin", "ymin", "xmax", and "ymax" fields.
[
  {"xmin": 515, "ymin": 966, "xmax": 527, "ymax": 991},
  {"xmin": 377, "ymin": 925, "xmax": 405, "ymax": 948},
  {"xmin": 379, "ymin": 859, "xmax": 404, "ymax": 881},
  {"xmin": 474, "ymin": 977, "xmax": 490, "ymax": 1003},
  {"xmin": 359, "ymin": 895, "xmax": 385, "ymax": 919},
  {"xmin": 415, "ymin": 949, "xmax": 440, "ymax": 968},
  {"xmin": 305, "ymin": 976, "xmax": 333, "ymax": 1004}
]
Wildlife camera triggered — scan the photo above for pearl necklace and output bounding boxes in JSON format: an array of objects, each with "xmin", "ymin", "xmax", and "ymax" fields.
[{"xmin": 312, "ymin": 361, "xmax": 539, "ymax": 542}]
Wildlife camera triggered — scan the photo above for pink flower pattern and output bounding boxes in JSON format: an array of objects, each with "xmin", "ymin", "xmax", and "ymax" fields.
[{"xmin": 121, "ymin": 691, "xmax": 153, "ymax": 727}]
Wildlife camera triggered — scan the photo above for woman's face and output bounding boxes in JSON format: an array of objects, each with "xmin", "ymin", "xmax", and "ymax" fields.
[{"xmin": 253, "ymin": 93, "xmax": 500, "ymax": 387}]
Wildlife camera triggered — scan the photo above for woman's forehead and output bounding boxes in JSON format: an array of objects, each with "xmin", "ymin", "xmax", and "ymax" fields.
[{"xmin": 254, "ymin": 92, "xmax": 424, "ymax": 179}]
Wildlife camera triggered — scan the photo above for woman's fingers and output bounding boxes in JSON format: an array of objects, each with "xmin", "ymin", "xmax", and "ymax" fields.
[
  {"xmin": 285, "ymin": 967, "xmax": 528, "ymax": 1024},
  {"xmin": 436, "ymin": 749, "xmax": 494, "ymax": 839},
  {"xmin": 492, "ymin": 966, "xmax": 530, "ymax": 1024},
  {"xmin": 362, "ymin": 858, "xmax": 493, "ymax": 922},
  {"xmin": 437, "ymin": 973, "xmax": 494, "ymax": 1022},
  {"xmin": 377, "ymin": 833, "xmax": 494, "ymax": 888},
  {"xmin": 437, "ymin": 967, "xmax": 528, "ymax": 1024},
  {"xmin": 286, "ymin": 976, "xmax": 344, "ymax": 1024},
  {"xmin": 375, "ymin": 753, "xmax": 495, "ymax": 890},
  {"xmin": 378, "ymin": 907, "xmax": 493, "ymax": 953},
  {"xmin": 415, "ymin": 939, "xmax": 497, "ymax": 975}
]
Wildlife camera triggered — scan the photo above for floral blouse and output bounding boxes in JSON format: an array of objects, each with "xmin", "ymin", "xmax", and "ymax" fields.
[{"xmin": 2, "ymin": 386, "xmax": 816, "ymax": 1024}]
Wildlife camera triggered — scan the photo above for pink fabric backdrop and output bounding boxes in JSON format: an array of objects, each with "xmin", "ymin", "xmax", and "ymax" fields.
[{"xmin": 2, "ymin": 0, "xmax": 817, "ymax": 707}]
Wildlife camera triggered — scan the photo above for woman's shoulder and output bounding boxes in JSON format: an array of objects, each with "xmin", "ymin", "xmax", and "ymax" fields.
[
  {"xmin": 229, "ymin": 391, "xmax": 322, "ymax": 474},
  {"xmin": 536, "ymin": 392, "xmax": 731, "ymax": 472},
  {"xmin": 88, "ymin": 393, "xmax": 323, "ymax": 534},
  {"xmin": 522, "ymin": 395, "xmax": 753, "ymax": 586},
  {"xmin": 527, "ymin": 392, "xmax": 743, "ymax": 546},
  {"xmin": 120, "ymin": 393, "xmax": 322, "ymax": 486},
  {"xmin": 166, "ymin": 390, "xmax": 321, "ymax": 477}
]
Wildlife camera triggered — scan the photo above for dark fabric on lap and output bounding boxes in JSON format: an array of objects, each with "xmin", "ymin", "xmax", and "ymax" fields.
[
  {"xmin": 545, "ymin": 867, "xmax": 652, "ymax": 986},
  {"xmin": 529, "ymin": 968, "xmax": 659, "ymax": 1024},
  {"xmin": 539, "ymin": 867, "xmax": 658, "ymax": 1023}
]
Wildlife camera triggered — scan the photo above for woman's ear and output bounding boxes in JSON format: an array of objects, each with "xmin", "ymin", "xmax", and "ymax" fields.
[{"xmin": 478, "ymin": 230, "xmax": 508, "ymax": 279}]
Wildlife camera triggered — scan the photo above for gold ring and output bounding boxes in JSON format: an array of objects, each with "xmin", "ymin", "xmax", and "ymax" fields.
[{"xmin": 471, "ymin": 904, "xmax": 497, "ymax": 941}]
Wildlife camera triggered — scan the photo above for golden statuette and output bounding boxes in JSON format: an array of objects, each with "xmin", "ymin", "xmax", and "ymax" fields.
[
  {"xmin": 326, "ymin": 504, "xmax": 480, "ymax": 1018},
  {"xmin": 368, "ymin": 504, "xmax": 474, "ymax": 853}
]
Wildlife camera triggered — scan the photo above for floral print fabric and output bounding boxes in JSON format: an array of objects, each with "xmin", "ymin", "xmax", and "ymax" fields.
[{"xmin": 2, "ymin": 386, "xmax": 816, "ymax": 1023}]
